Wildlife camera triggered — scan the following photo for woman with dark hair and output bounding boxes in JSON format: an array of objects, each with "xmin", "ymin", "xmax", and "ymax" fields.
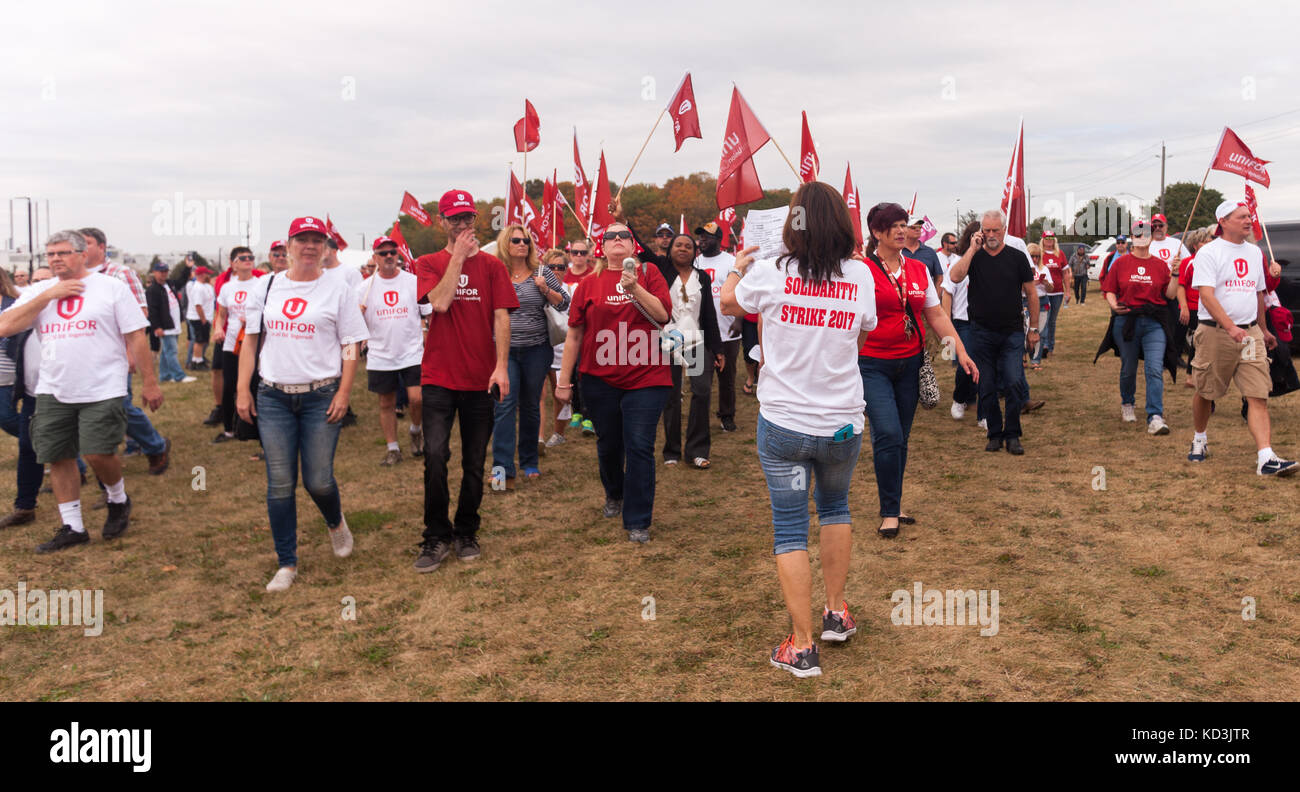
[
  {"xmin": 658, "ymin": 233, "xmax": 724, "ymax": 468},
  {"xmin": 721, "ymin": 182, "xmax": 877, "ymax": 679},
  {"xmin": 860, "ymin": 202, "xmax": 978, "ymax": 539}
]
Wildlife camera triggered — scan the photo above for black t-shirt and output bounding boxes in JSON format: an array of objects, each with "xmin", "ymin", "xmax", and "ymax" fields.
[{"xmin": 967, "ymin": 245, "xmax": 1033, "ymax": 333}]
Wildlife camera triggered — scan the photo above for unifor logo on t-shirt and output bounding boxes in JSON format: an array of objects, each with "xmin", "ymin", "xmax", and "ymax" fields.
[
  {"xmin": 458, "ymin": 274, "xmax": 469, "ymax": 288},
  {"xmin": 282, "ymin": 298, "xmax": 308, "ymax": 319},
  {"xmin": 383, "ymin": 291, "xmax": 399, "ymax": 307},
  {"xmin": 56, "ymin": 296, "xmax": 84, "ymax": 319},
  {"xmin": 1137, "ymin": 266, "xmax": 1146, "ymax": 276},
  {"xmin": 615, "ymin": 282, "xmax": 626, "ymax": 294},
  {"xmin": 1234, "ymin": 258, "xmax": 1249, "ymax": 278},
  {"xmin": 233, "ymin": 290, "xmax": 247, "ymax": 305},
  {"xmin": 1157, "ymin": 248, "xmax": 1171, "ymax": 260}
]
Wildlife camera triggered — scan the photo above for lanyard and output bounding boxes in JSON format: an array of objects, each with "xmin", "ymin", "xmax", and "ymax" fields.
[{"xmin": 880, "ymin": 255, "xmax": 915, "ymax": 340}]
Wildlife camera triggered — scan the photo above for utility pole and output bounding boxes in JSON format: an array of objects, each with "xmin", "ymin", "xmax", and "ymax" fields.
[{"xmin": 1159, "ymin": 141, "xmax": 1166, "ymax": 216}]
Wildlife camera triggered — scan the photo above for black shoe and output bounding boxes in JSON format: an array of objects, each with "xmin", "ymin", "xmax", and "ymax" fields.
[
  {"xmin": 36, "ymin": 525, "xmax": 89, "ymax": 554},
  {"xmin": 985, "ymin": 437, "xmax": 1003, "ymax": 452},
  {"xmin": 821, "ymin": 603, "xmax": 858, "ymax": 642},
  {"xmin": 454, "ymin": 535, "xmax": 481, "ymax": 561},
  {"xmin": 194, "ymin": 360, "xmax": 210, "ymax": 371},
  {"xmin": 203, "ymin": 407, "xmax": 222, "ymax": 426},
  {"xmin": 414, "ymin": 539, "xmax": 451, "ymax": 573},
  {"xmin": 602, "ymin": 498, "xmax": 623, "ymax": 518},
  {"xmin": 341, "ymin": 407, "xmax": 357, "ymax": 427},
  {"xmin": 212, "ymin": 431, "xmax": 235, "ymax": 444},
  {"xmin": 720, "ymin": 417, "xmax": 737, "ymax": 432},
  {"xmin": 102, "ymin": 496, "xmax": 131, "ymax": 539},
  {"xmin": 395, "ymin": 408, "xmax": 405, "ymax": 419},
  {"xmin": 1006, "ymin": 437, "xmax": 1024, "ymax": 455}
]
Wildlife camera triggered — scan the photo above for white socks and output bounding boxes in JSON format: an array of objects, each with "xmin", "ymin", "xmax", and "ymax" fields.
[
  {"xmin": 1194, "ymin": 431, "xmax": 1208, "ymax": 443},
  {"xmin": 104, "ymin": 477, "xmax": 127, "ymax": 505},
  {"xmin": 408, "ymin": 424, "xmax": 420, "ymax": 435},
  {"xmin": 59, "ymin": 501, "xmax": 84, "ymax": 533},
  {"xmin": 1258, "ymin": 447, "xmax": 1275, "ymax": 465},
  {"xmin": 386, "ymin": 441, "xmax": 400, "ymax": 451}
]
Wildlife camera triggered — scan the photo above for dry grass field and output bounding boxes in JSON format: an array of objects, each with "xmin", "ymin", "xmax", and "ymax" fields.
[{"xmin": 2, "ymin": 283, "xmax": 1299, "ymax": 701}]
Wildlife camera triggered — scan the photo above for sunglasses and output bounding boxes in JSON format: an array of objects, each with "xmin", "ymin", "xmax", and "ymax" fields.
[
  {"xmin": 603, "ymin": 230, "xmax": 633, "ymax": 241},
  {"xmin": 570, "ymin": 250, "xmax": 589, "ymax": 256},
  {"xmin": 376, "ymin": 250, "xmax": 399, "ymax": 257},
  {"xmin": 509, "ymin": 237, "xmax": 530, "ymax": 245},
  {"xmin": 654, "ymin": 231, "xmax": 673, "ymax": 237},
  {"xmin": 235, "ymin": 255, "xmax": 255, "ymax": 261}
]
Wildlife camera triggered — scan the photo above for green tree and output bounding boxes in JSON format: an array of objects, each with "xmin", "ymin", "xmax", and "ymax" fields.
[
  {"xmin": 1145, "ymin": 181, "xmax": 1223, "ymax": 236},
  {"xmin": 1069, "ymin": 197, "xmax": 1136, "ymax": 241}
]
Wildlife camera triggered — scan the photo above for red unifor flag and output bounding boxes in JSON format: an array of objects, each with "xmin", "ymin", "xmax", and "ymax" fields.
[
  {"xmin": 325, "ymin": 214, "xmax": 348, "ymax": 250},
  {"xmin": 842, "ymin": 163, "xmax": 863, "ymax": 250},
  {"xmin": 506, "ymin": 169, "xmax": 524, "ymax": 226},
  {"xmin": 399, "ymin": 191, "xmax": 432, "ymax": 227},
  {"xmin": 667, "ymin": 72, "xmax": 702, "ymax": 152},
  {"xmin": 538, "ymin": 171, "xmax": 566, "ymax": 247},
  {"xmin": 716, "ymin": 87, "xmax": 771, "ymax": 210},
  {"xmin": 799, "ymin": 111, "xmax": 819, "ymax": 183},
  {"xmin": 1244, "ymin": 183, "xmax": 1265, "ymax": 240},
  {"xmin": 513, "ymin": 99, "xmax": 540, "ymax": 153},
  {"xmin": 1211, "ymin": 127, "xmax": 1270, "ymax": 187},
  {"xmin": 718, "ymin": 207, "xmax": 735, "ymax": 248},
  {"xmin": 587, "ymin": 150, "xmax": 615, "ymax": 238},
  {"xmin": 1000, "ymin": 119, "xmax": 1027, "ymax": 237},
  {"xmin": 389, "ymin": 221, "xmax": 414, "ymax": 265},
  {"xmin": 573, "ymin": 129, "xmax": 590, "ymax": 231}
]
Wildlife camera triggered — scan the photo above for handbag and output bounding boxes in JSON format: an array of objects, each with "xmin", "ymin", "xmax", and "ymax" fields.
[
  {"xmin": 867, "ymin": 253, "xmax": 940, "ymax": 409},
  {"xmin": 543, "ymin": 270, "xmax": 569, "ymax": 346},
  {"xmin": 234, "ymin": 274, "xmax": 275, "ymax": 441}
]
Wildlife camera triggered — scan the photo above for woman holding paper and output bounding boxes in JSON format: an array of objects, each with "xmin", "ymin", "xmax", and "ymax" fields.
[{"xmin": 721, "ymin": 182, "xmax": 877, "ymax": 679}]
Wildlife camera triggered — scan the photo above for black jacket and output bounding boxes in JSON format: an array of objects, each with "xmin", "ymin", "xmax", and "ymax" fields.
[
  {"xmin": 1093, "ymin": 302, "xmax": 1180, "ymax": 382},
  {"xmin": 146, "ymin": 279, "xmax": 178, "ymax": 333},
  {"xmin": 629, "ymin": 224, "xmax": 724, "ymax": 356}
]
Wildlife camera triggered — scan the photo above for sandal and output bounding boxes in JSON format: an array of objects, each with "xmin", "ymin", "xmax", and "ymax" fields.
[
  {"xmin": 692, "ymin": 457, "xmax": 710, "ymax": 469},
  {"xmin": 523, "ymin": 467, "xmax": 541, "ymax": 479},
  {"xmin": 877, "ymin": 519, "xmax": 900, "ymax": 539},
  {"xmin": 898, "ymin": 514, "xmax": 915, "ymax": 525},
  {"xmin": 743, "ymin": 381, "xmax": 755, "ymax": 395}
]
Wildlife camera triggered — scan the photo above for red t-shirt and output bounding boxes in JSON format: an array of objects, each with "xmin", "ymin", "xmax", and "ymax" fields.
[
  {"xmin": 563, "ymin": 267, "xmax": 595, "ymax": 287},
  {"xmin": 1100, "ymin": 254, "xmax": 1170, "ymax": 308},
  {"xmin": 1176, "ymin": 256, "xmax": 1200, "ymax": 312},
  {"xmin": 1042, "ymin": 249, "xmax": 1067, "ymax": 294},
  {"xmin": 568, "ymin": 265, "xmax": 673, "ymax": 390},
  {"xmin": 859, "ymin": 257, "xmax": 934, "ymax": 360},
  {"xmin": 415, "ymin": 250, "xmax": 519, "ymax": 391}
]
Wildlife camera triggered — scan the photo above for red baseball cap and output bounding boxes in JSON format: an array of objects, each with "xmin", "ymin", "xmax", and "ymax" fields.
[
  {"xmin": 1151, "ymin": 213, "xmax": 1168, "ymax": 225},
  {"xmin": 269, "ymin": 239, "xmax": 286, "ymax": 250},
  {"xmin": 372, "ymin": 236, "xmax": 396, "ymax": 251},
  {"xmin": 438, "ymin": 190, "xmax": 476, "ymax": 217},
  {"xmin": 1042, "ymin": 230, "xmax": 1056, "ymax": 237},
  {"xmin": 288, "ymin": 216, "xmax": 328, "ymax": 237}
]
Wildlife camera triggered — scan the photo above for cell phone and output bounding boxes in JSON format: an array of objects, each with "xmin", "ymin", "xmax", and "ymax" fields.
[
  {"xmin": 832, "ymin": 424, "xmax": 854, "ymax": 442},
  {"xmin": 490, "ymin": 383, "xmax": 501, "ymax": 401}
]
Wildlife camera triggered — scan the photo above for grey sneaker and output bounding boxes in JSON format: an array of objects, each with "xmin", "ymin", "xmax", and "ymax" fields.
[
  {"xmin": 410, "ymin": 427, "xmax": 424, "ymax": 457},
  {"xmin": 544, "ymin": 432, "xmax": 566, "ymax": 448},
  {"xmin": 379, "ymin": 449, "xmax": 402, "ymax": 466},
  {"xmin": 414, "ymin": 539, "xmax": 451, "ymax": 573},
  {"xmin": 329, "ymin": 515, "xmax": 353, "ymax": 558},
  {"xmin": 454, "ymin": 535, "xmax": 481, "ymax": 561},
  {"xmin": 602, "ymin": 498, "xmax": 622, "ymax": 518},
  {"xmin": 627, "ymin": 528, "xmax": 650, "ymax": 543}
]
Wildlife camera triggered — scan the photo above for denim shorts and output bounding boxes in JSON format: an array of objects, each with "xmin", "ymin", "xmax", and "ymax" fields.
[{"xmin": 756, "ymin": 413, "xmax": 862, "ymax": 555}]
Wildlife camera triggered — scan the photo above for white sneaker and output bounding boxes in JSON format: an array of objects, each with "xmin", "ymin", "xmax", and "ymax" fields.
[
  {"xmin": 950, "ymin": 401, "xmax": 966, "ymax": 420},
  {"xmin": 545, "ymin": 432, "xmax": 566, "ymax": 448},
  {"xmin": 181, "ymin": 376, "xmax": 197, "ymax": 383},
  {"xmin": 329, "ymin": 516, "xmax": 353, "ymax": 558},
  {"xmin": 976, "ymin": 418, "xmax": 987, "ymax": 431},
  {"xmin": 1121, "ymin": 404, "xmax": 1136, "ymax": 423},
  {"xmin": 266, "ymin": 567, "xmax": 297, "ymax": 592},
  {"xmin": 1147, "ymin": 415, "xmax": 1170, "ymax": 435}
]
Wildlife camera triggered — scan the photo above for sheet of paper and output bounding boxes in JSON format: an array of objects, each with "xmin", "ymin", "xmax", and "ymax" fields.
[{"xmin": 743, "ymin": 206, "xmax": 789, "ymax": 261}]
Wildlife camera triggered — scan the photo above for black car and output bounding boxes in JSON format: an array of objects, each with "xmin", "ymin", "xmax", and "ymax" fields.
[{"xmin": 1263, "ymin": 221, "xmax": 1300, "ymax": 351}]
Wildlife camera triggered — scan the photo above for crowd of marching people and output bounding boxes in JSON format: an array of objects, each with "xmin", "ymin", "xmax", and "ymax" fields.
[{"xmin": 1, "ymin": 185, "xmax": 1296, "ymax": 677}]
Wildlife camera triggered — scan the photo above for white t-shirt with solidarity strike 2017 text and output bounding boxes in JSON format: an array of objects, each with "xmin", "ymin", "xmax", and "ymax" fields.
[
  {"xmin": 186, "ymin": 280, "xmax": 215, "ymax": 321},
  {"xmin": 355, "ymin": 269, "xmax": 431, "ymax": 371},
  {"xmin": 217, "ymin": 276, "xmax": 257, "ymax": 353},
  {"xmin": 1191, "ymin": 238, "xmax": 1264, "ymax": 325},
  {"xmin": 10, "ymin": 272, "xmax": 149, "ymax": 403},
  {"xmin": 1150, "ymin": 237, "xmax": 1191, "ymax": 274},
  {"xmin": 733, "ymin": 257, "xmax": 877, "ymax": 437},
  {"xmin": 696, "ymin": 251, "xmax": 739, "ymax": 342},
  {"xmin": 244, "ymin": 272, "xmax": 369, "ymax": 385}
]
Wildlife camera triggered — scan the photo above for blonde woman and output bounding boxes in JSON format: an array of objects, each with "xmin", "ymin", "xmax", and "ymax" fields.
[
  {"xmin": 491, "ymin": 225, "xmax": 567, "ymax": 485},
  {"xmin": 1026, "ymin": 242, "xmax": 1051, "ymax": 370}
]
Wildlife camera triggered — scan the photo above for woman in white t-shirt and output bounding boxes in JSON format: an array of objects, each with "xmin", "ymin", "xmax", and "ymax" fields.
[
  {"xmin": 213, "ymin": 247, "xmax": 261, "ymax": 441},
  {"xmin": 720, "ymin": 182, "xmax": 878, "ymax": 679},
  {"xmin": 236, "ymin": 216, "xmax": 370, "ymax": 593},
  {"xmin": 1026, "ymin": 242, "xmax": 1052, "ymax": 369}
]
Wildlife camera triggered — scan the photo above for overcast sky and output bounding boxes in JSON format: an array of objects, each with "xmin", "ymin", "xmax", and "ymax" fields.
[{"xmin": 3, "ymin": 0, "xmax": 1297, "ymax": 258}]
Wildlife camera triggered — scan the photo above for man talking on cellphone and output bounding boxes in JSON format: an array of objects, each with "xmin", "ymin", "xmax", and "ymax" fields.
[{"xmin": 412, "ymin": 190, "xmax": 516, "ymax": 573}]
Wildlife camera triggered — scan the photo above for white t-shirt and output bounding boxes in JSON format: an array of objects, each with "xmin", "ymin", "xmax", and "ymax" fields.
[
  {"xmin": 10, "ymin": 272, "xmax": 148, "ymax": 403},
  {"xmin": 733, "ymin": 257, "xmax": 877, "ymax": 436},
  {"xmin": 355, "ymin": 269, "xmax": 430, "ymax": 371},
  {"xmin": 245, "ymin": 272, "xmax": 369, "ymax": 384},
  {"xmin": 1192, "ymin": 238, "xmax": 1264, "ymax": 325},
  {"xmin": 1032, "ymin": 263, "xmax": 1051, "ymax": 298},
  {"xmin": 937, "ymin": 251, "xmax": 960, "ymax": 275},
  {"xmin": 941, "ymin": 269, "xmax": 970, "ymax": 321},
  {"xmin": 165, "ymin": 284, "xmax": 182, "ymax": 336},
  {"xmin": 324, "ymin": 263, "xmax": 364, "ymax": 292},
  {"xmin": 1150, "ymin": 237, "xmax": 1191, "ymax": 273},
  {"xmin": 696, "ymin": 251, "xmax": 739, "ymax": 341},
  {"xmin": 217, "ymin": 276, "xmax": 258, "ymax": 353},
  {"xmin": 185, "ymin": 280, "xmax": 215, "ymax": 321}
]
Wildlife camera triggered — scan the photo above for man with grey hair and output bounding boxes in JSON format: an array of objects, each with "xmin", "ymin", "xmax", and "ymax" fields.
[
  {"xmin": 946, "ymin": 209, "xmax": 1039, "ymax": 454},
  {"xmin": 79, "ymin": 227, "xmax": 171, "ymax": 475},
  {"xmin": 0, "ymin": 231, "xmax": 163, "ymax": 552}
]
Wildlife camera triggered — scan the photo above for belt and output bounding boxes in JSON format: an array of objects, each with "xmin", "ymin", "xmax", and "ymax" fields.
[
  {"xmin": 263, "ymin": 377, "xmax": 339, "ymax": 394},
  {"xmin": 1202, "ymin": 319, "xmax": 1256, "ymax": 330}
]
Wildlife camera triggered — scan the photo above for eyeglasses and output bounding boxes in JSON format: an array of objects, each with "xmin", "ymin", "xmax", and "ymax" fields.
[
  {"xmin": 270, "ymin": 250, "xmax": 287, "ymax": 257},
  {"xmin": 445, "ymin": 214, "xmax": 477, "ymax": 225},
  {"xmin": 376, "ymin": 250, "xmax": 399, "ymax": 257},
  {"xmin": 236, "ymin": 255, "xmax": 255, "ymax": 261},
  {"xmin": 654, "ymin": 231, "xmax": 673, "ymax": 238},
  {"xmin": 509, "ymin": 237, "xmax": 530, "ymax": 245},
  {"xmin": 603, "ymin": 230, "xmax": 633, "ymax": 241},
  {"xmin": 47, "ymin": 250, "xmax": 78, "ymax": 258}
]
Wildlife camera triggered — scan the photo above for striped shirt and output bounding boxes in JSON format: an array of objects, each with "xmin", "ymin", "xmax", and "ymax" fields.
[
  {"xmin": 94, "ymin": 260, "xmax": 148, "ymax": 314},
  {"xmin": 508, "ymin": 266, "xmax": 568, "ymax": 348}
]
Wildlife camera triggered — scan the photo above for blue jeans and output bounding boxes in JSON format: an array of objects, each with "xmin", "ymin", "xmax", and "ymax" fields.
[
  {"xmin": 256, "ymin": 383, "xmax": 344, "ymax": 568},
  {"xmin": 859, "ymin": 354, "xmax": 921, "ymax": 518},
  {"xmin": 158, "ymin": 334, "xmax": 186, "ymax": 382},
  {"xmin": 580, "ymin": 375, "xmax": 669, "ymax": 532},
  {"xmin": 968, "ymin": 322, "xmax": 1027, "ymax": 440},
  {"xmin": 951, "ymin": 319, "xmax": 980, "ymax": 415},
  {"xmin": 3, "ymin": 387, "xmax": 46, "ymax": 511},
  {"xmin": 756, "ymin": 413, "xmax": 861, "ymax": 555},
  {"xmin": 1112, "ymin": 316, "xmax": 1166, "ymax": 419},
  {"xmin": 122, "ymin": 377, "xmax": 167, "ymax": 456},
  {"xmin": 492, "ymin": 343, "xmax": 553, "ymax": 477},
  {"xmin": 1044, "ymin": 294, "xmax": 1064, "ymax": 352}
]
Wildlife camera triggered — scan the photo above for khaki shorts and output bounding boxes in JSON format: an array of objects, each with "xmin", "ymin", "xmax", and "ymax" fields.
[
  {"xmin": 1190, "ymin": 323, "xmax": 1271, "ymax": 401},
  {"xmin": 30, "ymin": 394, "xmax": 127, "ymax": 462}
]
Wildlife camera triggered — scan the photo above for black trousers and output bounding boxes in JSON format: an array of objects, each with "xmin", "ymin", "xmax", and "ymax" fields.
[
  {"xmin": 422, "ymin": 385, "xmax": 494, "ymax": 543},
  {"xmin": 1072, "ymin": 275, "xmax": 1088, "ymax": 303},
  {"xmin": 715, "ymin": 338, "xmax": 740, "ymax": 421},
  {"xmin": 220, "ymin": 349, "xmax": 240, "ymax": 431},
  {"xmin": 662, "ymin": 363, "xmax": 713, "ymax": 461}
]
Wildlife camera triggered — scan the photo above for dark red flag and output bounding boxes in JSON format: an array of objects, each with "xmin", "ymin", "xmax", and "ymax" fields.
[
  {"xmin": 842, "ymin": 164, "xmax": 863, "ymax": 250},
  {"xmin": 587, "ymin": 151, "xmax": 615, "ymax": 237},
  {"xmin": 716, "ymin": 87, "xmax": 771, "ymax": 210},
  {"xmin": 573, "ymin": 130, "xmax": 590, "ymax": 233},
  {"xmin": 399, "ymin": 191, "xmax": 432, "ymax": 227},
  {"xmin": 1244, "ymin": 183, "xmax": 1265, "ymax": 240},
  {"xmin": 667, "ymin": 73, "xmax": 702, "ymax": 152},
  {"xmin": 1000, "ymin": 120, "xmax": 1027, "ymax": 237},
  {"xmin": 389, "ymin": 221, "xmax": 414, "ymax": 265},
  {"xmin": 513, "ymin": 99, "xmax": 540, "ymax": 153},
  {"xmin": 325, "ymin": 214, "xmax": 348, "ymax": 250},
  {"xmin": 718, "ymin": 207, "xmax": 735, "ymax": 248},
  {"xmin": 798, "ymin": 111, "xmax": 819, "ymax": 183},
  {"xmin": 1211, "ymin": 127, "xmax": 1270, "ymax": 187}
]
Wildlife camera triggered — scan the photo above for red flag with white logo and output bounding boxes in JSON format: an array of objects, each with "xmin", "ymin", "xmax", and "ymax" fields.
[
  {"xmin": 389, "ymin": 221, "xmax": 414, "ymax": 265},
  {"xmin": 716, "ymin": 87, "xmax": 771, "ymax": 210},
  {"xmin": 667, "ymin": 72, "xmax": 702, "ymax": 152},
  {"xmin": 572, "ymin": 129, "xmax": 590, "ymax": 232},
  {"xmin": 1244, "ymin": 183, "xmax": 1264, "ymax": 240},
  {"xmin": 587, "ymin": 151, "xmax": 615, "ymax": 238},
  {"xmin": 507, "ymin": 170, "xmax": 544, "ymax": 245},
  {"xmin": 399, "ymin": 191, "xmax": 432, "ymax": 227},
  {"xmin": 513, "ymin": 99, "xmax": 539, "ymax": 153},
  {"xmin": 999, "ymin": 119, "xmax": 1027, "ymax": 237},
  {"xmin": 842, "ymin": 164, "xmax": 863, "ymax": 251},
  {"xmin": 718, "ymin": 207, "xmax": 735, "ymax": 248},
  {"xmin": 325, "ymin": 214, "xmax": 348, "ymax": 250},
  {"xmin": 1211, "ymin": 127, "xmax": 1270, "ymax": 187},
  {"xmin": 538, "ymin": 171, "xmax": 566, "ymax": 247},
  {"xmin": 799, "ymin": 111, "xmax": 819, "ymax": 183}
]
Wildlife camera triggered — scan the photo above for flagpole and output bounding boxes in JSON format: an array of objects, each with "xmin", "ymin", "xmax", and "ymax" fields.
[
  {"xmin": 1179, "ymin": 166, "xmax": 1211, "ymax": 242},
  {"xmin": 768, "ymin": 137, "xmax": 802, "ymax": 181},
  {"xmin": 617, "ymin": 108, "xmax": 668, "ymax": 200},
  {"xmin": 1255, "ymin": 197, "xmax": 1279, "ymax": 266}
]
